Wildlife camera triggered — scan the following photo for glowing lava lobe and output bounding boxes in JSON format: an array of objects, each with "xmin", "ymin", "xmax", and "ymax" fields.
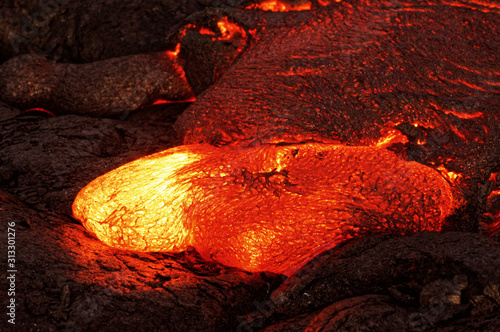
[{"xmin": 73, "ymin": 143, "xmax": 455, "ymax": 276}]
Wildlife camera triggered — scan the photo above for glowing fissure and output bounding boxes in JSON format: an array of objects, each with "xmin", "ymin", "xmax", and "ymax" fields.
[
  {"xmin": 163, "ymin": 43, "xmax": 195, "ymax": 101},
  {"xmin": 180, "ymin": 18, "xmax": 247, "ymax": 45},
  {"xmin": 483, "ymin": 172, "xmax": 500, "ymax": 236},
  {"xmin": 73, "ymin": 143, "xmax": 455, "ymax": 275},
  {"xmin": 22, "ymin": 108, "xmax": 56, "ymax": 116},
  {"xmin": 375, "ymin": 128, "xmax": 409, "ymax": 147},
  {"xmin": 245, "ymin": 0, "xmax": 338, "ymax": 12}
]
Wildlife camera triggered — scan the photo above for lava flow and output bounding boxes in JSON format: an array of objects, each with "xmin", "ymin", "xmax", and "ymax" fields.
[{"xmin": 73, "ymin": 143, "xmax": 455, "ymax": 276}]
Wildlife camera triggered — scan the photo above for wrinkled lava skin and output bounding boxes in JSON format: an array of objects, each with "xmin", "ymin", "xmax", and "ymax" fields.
[
  {"xmin": 176, "ymin": 0, "xmax": 500, "ymax": 187},
  {"xmin": 73, "ymin": 143, "xmax": 454, "ymax": 275}
]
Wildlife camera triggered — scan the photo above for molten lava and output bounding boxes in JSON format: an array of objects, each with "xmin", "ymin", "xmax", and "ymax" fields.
[
  {"xmin": 482, "ymin": 172, "xmax": 500, "ymax": 237},
  {"xmin": 247, "ymin": 0, "xmax": 316, "ymax": 12},
  {"xmin": 246, "ymin": 0, "xmax": 337, "ymax": 12},
  {"xmin": 73, "ymin": 143, "xmax": 455, "ymax": 275},
  {"xmin": 180, "ymin": 17, "xmax": 247, "ymax": 43}
]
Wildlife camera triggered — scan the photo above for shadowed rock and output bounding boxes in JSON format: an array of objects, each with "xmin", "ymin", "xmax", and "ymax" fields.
[{"xmin": 244, "ymin": 232, "xmax": 500, "ymax": 331}]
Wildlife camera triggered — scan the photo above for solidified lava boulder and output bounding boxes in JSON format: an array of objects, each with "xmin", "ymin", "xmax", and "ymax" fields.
[
  {"xmin": 0, "ymin": 53, "xmax": 193, "ymax": 117},
  {"xmin": 0, "ymin": 8, "xmax": 250, "ymax": 117}
]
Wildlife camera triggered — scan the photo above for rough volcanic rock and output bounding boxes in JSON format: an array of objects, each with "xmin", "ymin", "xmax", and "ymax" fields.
[
  {"xmin": 0, "ymin": 0, "xmax": 245, "ymax": 64},
  {"xmin": 0, "ymin": 8, "xmax": 251, "ymax": 117},
  {"xmin": 0, "ymin": 52, "xmax": 193, "ymax": 117},
  {"xmin": 175, "ymin": 0, "xmax": 500, "ymax": 233},
  {"xmin": 260, "ymin": 295, "xmax": 413, "ymax": 332},
  {"xmin": 177, "ymin": 0, "xmax": 500, "ymax": 146},
  {"xmin": 177, "ymin": 9, "xmax": 252, "ymax": 95},
  {"xmin": 0, "ymin": 100, "xmax": 20, "ymax": 121},
  {"xmin": 241, "ymin": 232, "xmax": 500, "ymax": 331},
  {"xmin": 0, "ymin": 0, "xmax": 499, "ymax": 331},
  {"xmin": 0, "ymin": 189, "xmax": 282, "ymax": 331}
]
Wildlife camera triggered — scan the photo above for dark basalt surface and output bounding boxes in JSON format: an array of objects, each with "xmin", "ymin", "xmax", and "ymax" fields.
[
  {"xmin": 0, "ymin": 0, "xmax": 245, "ymax": 64},
  {"xmin": 260, "ymin": 232, "xmax": 500, "ymax": 331},
  {"xmin": 0, "ymin": 0, "xmax": 499, "ymax": 331},
  {"xmin": 0, "ymin": 7, "xmax": 251, "ymax": 117},
  {"xmin": 0, "ymin": 53, "xmax": 193, "ymax": 117},
  {"xmin": 0, "ymin": 107, "xmax": 181, "ymax": 215}
]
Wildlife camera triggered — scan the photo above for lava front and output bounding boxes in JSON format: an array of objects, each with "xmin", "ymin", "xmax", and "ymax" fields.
[{"xmin": 73, "ymin": 143, "xmax": 455, "ymax": 276}]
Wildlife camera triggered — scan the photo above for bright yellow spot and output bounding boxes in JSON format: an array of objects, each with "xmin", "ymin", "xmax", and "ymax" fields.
[
  {"xmin": 166, "ymin": 43, "xmax": 181, "ymax": 57},
  {"xmin": 437, "ymin": 165, "xmax": 460, "ymax": 182},
  {"xmin": 73, "ymin": 148, "xmax": 202, "ymax": 252},
  {"xmin": 216, "ymin": 17, "xmax": 247, "ymax": 43}
]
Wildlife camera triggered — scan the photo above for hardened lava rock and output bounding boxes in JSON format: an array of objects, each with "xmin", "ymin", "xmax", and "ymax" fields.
[
  {"xmin": 0, "ymin": 52, "xmax": 193, "ymax": 117},
  {"xmin": 0, "ymin": 0, "xmax": 246, "ymax": 64},
  {"xmin": 0, "ymin": 8, "xmax": 251, "ymax": 117},
  {"xmin": 244, "ymin": 232, "xmax": 500, "ymax": 331},
  {"xmin": 0, "ymin": 189, "xmax": 282, "ymax": 332}
]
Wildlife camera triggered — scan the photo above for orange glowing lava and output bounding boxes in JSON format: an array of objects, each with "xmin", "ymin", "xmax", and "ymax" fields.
[
  {"xmin": 482, "ymin": 172, "xmax": 500, "ymax": 236},
  {"xmin": 246, "ymin": 0, "xmax": 337, "ymax": 11},
  {"xmin": 73, "ymin": 143, "xmax": 455, "ymax": 275},
  {"xmin": 217, "ymin": 17, "xmax": 248, "ymax": 41},
  {"xmin": 180, "ymin": 18, "xmax": 247, "ymax": 42},
  {"xmin": 436, "ymin": 165, "xmax": 460, "ymax": 182},
  {"xmin": 148, "ymin": 97, "xmax": 196, "ymax": 106},
  {"xmin": 166, "ymin": 43, "xmax": 181, "ymax": 57},
  {"xmin": 180, "ymin": 24, "xmax": 216, "ymax": 38},
  {"xmin": 163, "ymin": 43, "xmax": 195, "ymax": 100},
  {"xmin": 375, "ymin": 128, "xmax": 409, "ymax": 147},
  {"xmin": 247, "ymin": 0, "xmax": 312, "ymax": 12}
]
